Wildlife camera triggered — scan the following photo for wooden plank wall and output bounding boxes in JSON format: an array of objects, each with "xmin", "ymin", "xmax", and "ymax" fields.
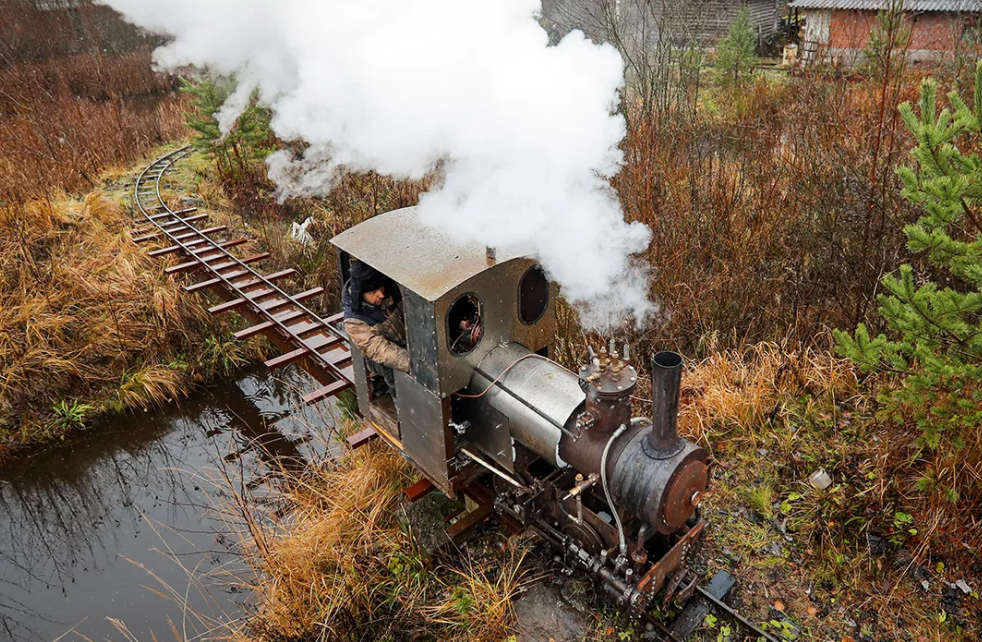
[{"xmin": 542, "ymin": 0, "xmax": 782, "ymax": 45}]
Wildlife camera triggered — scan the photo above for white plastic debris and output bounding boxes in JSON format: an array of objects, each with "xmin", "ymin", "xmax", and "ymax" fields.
[
  {"xmin": 808, "ymin": 469, "xmax": 832, "ymax": 490},
  {"xmin": 291, "ymin": 216, "xmax": 314, "ymax": 245},
  {"xmin": 956, "ymin": 580, "xmax": 972, "ymax": 594}
]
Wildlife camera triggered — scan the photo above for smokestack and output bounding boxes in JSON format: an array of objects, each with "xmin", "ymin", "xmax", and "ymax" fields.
[{"xmin": 646, "ymin": 351, "xmax": 683, "ymax": 459}]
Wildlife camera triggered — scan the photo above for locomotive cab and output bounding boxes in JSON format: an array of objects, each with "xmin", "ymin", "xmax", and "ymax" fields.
[{"xmin": 331, "ymin": 206, "xmax": 558, "ymax": 495}]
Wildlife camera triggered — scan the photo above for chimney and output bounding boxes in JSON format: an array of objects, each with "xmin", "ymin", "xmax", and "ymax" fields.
[{"xmin": 646, "ymin": 351, "xmax": 683, "ymax": 459}]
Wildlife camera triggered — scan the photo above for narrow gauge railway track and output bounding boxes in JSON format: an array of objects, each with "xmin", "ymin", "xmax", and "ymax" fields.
[{"xmin": 131, "ymin": 147, "xmax": 354, "ymax": 406}]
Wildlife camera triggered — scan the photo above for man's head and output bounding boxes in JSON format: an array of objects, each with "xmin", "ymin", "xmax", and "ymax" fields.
[
  {"xmin": 362, "ymin": 285, "xmax": 386, "ymax": 307},
  {"xmin": 349, "ymin": 260, "xmax": 390, "ymax": 311}
]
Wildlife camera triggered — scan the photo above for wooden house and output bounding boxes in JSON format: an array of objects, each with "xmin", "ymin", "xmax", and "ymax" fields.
[{"xmin": 790, "ymin": 0, "xmax": 982, "ymax": 64}]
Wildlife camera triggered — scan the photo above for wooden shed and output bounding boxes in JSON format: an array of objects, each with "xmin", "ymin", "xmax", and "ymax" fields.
[
  {"xmin": 790, "ymin": 0, "xmax": 982, "ymax": 64},
  {"xmin": 542, "ymin": 0, "xmax": 787, "ymax": 49}
]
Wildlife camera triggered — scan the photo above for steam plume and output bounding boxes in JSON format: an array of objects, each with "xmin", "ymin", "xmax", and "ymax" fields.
[{"xmin": 101, "ymin": 0, "xmax": 655, "ymax": 330}]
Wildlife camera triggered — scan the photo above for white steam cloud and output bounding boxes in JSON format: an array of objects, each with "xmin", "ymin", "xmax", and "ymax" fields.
[{"xmin": 102, "ymin": 0, "xmax": 655, "ymax": 330}]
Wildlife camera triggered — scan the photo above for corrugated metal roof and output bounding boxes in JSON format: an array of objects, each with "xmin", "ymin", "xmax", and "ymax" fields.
[{"xmin": 789, "ymin": 0, "xmax": 981, "ymax": 10}]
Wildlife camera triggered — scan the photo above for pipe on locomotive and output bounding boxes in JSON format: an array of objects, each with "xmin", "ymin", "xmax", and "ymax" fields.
[
  {"xmin": 646, "ymin": 351, "xmax": 684, "ymax": 458},
  {"xmin": 467, "ymin": 342, "xmax": 709, "ymax": 536}
]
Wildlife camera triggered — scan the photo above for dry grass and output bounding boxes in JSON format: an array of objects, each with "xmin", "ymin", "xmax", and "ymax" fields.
[
  {"xmin": 678, "ymin": 338, "xmax": 861, "ymax": 446},
  {"xmin": 0, "ymin": 90, "xmax": 188, "ymax": 203},
  {"xmin": 0, "ymin": 185, "xmax": 255, "ymax": 456},
  {"xmin": 0, "ymin": 47, "xmax": 186, "ymax": 205},
  {"xmin": 682, "ymin": 340, "xmax": 980, "ymax": 640},
  {"xmin": 227, "ymin": 437, "xmax": 534, "ymax": 642},
  {"xmin": 245, "ymin": 443, "xmax": 414, "ymax": 639},
  {"xmin": 618, "ymin": 69, "xmax": 932, "ymax": 354}
]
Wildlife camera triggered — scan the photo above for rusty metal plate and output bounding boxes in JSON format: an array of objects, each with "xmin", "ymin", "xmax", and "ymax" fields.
[
  {"xmin": 465, "ymin": 398, "xmax": 514, "ymax": 472},
  {"xmin": 633, "ymin": 520, "xmax": 706, "ymax": 616},
  {"xmin": 662, "ymin": 460, "xmax": 709, "ymax": 530},
  {"xmin": 394, "ymin": 372, "xmax": 453, "ymax": 493}
]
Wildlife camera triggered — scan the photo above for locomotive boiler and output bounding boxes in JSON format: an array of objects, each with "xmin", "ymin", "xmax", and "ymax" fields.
[{"xmin": 331, "ymin": 207, "xmax": 709, "ymax": 615}]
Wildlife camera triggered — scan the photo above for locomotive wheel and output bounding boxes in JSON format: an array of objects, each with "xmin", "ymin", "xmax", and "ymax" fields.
[{"xmin": 562, "ymin": 521, "xmax": 604, "ymax": 556}]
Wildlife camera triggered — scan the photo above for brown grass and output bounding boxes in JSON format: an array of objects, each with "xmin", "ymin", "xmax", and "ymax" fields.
[
  {"xmin": 682, "ymin": 340, "xmax": 979, "ymax": 640},
  {"xmin": 678, "ymin": 338, "xmax": 861, "ymax": 445},
  {"xmin": 228, "ymin": 438, "xmax": 533, "ymax": 642},
  {"xmin": 0, "ymin": 48, "xmax": 186, "ymax": 204},
  {"xmin": 619, "ymin": 69, "xmax": 931, "ymax": 354},
  {"xmin": 0, "ymin": 188, "xmax": 250, "ymax": 456}
]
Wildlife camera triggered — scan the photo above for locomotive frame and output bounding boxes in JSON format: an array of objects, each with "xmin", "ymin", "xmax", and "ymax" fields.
[{"xmin": 330, "ymin": 206, "xmax": 711, "ymax": 617}]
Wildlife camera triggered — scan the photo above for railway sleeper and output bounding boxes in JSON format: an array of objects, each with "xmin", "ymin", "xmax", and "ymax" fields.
[
  {"xmin": 264, "ymin": 347, "xmax": 308, "ymax": 370},
  {"xmin": 150, "ymin": 237, "xmax": 246, "ymax": 258},
  {"xmin": 211, "ymin": 286, "xmax": 323, "ymax": 320},
  {"xmin": 134, "ymin": 222, "xmax": 223, "ymax": 244},
  {"xmin": 232, "ymin": 308, "xmax": 307, "ymax": 338},
  {"xmin": 133, "ymin": 213, "xmax": 209, "ymax": 235},
  {"xmin": 300, "ymin": 379, "xmax": 352, "ymax": 406},
  {"xmin": 258, "ymin": 287, "xmax": 324, "ymax": 313},
  {"xmin": 145, "ymin": 207, "xmax": 199, "ymax": 221},
  {"xmin": 187, "ymin": 268, "xmax": 296, "ymax": 294},
  {"xmin": 165, "ymin": 252, "xmax": 269, "ymax": 275}
]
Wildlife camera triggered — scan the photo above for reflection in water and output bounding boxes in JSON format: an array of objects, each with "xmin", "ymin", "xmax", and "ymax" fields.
[{"xmin": 0, "ymin": 366, "xmax": 342, "ymax": 642}]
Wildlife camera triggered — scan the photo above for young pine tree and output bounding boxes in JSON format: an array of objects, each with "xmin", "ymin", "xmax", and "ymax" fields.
[
  {"xmin": 715, "ymin": 7, "xmax": 758, "ymax": 85},
  {"xmin": 181, "ymin": 77, "xmax": 274, "ymax": 179},
  {"xmin": 860, "ymin": 0, "xmax": 912, "ymax": 79},
  {"xmin": 835, "ymin": 64, "xmax": 982, "ymax": 468}
]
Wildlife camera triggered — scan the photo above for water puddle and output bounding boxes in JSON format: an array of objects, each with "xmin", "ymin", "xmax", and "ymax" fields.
[{"xmin": 0, "ymin": 366, "xmax": 342, "ymax": 642}]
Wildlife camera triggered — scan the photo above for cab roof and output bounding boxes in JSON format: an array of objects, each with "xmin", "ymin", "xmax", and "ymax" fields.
[{"xmin": 330, "ymin": 206, "xmax": 527, "ymax": 302}]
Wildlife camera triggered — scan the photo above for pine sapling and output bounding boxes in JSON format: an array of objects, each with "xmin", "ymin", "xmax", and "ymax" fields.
[{"xmin": 835, "ymin": 64, "xmax": 982, "ymax": 475}]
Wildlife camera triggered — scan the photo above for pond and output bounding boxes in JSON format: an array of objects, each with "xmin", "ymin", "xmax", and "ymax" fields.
[{"xmin": 0, "ymin": 367, "xmax": 342, "ymax": 642}]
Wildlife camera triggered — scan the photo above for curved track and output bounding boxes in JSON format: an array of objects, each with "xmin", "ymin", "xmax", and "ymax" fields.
[{"xmin": 132, "ymin": 147, "xmax": 354, "ymax": 406}]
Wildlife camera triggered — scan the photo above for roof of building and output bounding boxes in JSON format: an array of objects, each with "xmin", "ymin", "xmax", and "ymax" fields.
[
  {"xmin": 330, "ymin": 206, "xmax": 529, "ymax": 302},
  {"xmin": 789, "ymin": 0, "xmax": 980, "ymax": 10}
]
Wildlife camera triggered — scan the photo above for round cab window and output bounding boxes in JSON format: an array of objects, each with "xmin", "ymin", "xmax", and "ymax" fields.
[
  {"xmin": 518, "ymin": 265, "xmax": 549, "ymax": 325},
  {"xmin": 447, "ymin": 294, "xmax": 483, "ymax": 356}
]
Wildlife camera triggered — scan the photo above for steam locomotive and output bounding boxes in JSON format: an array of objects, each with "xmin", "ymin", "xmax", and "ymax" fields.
[{"xmin": 330, "ymin": 207, "xmax": 709, "ymax": 615}]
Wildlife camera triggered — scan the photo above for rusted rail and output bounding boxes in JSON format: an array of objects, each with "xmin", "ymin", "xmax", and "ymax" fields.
[{"xmin": 131, "ymin": 147, "xmax": 354, "ymax": 404}]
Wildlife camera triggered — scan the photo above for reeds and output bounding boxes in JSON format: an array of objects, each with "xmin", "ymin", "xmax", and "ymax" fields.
[
  {"xmin": 0, "ymin": 43, "xmax": 186, "ymax": 205},
  {"xmin": 620, "ymin": 69, "xmax": 926, "ymax": 354},
  {"xmin": 228, "ymin": 438, "xmax": 533, "ymax": 642},
  {"xmin": 0, "ymin": 193, "xmax": 216, "ymax": 454}
]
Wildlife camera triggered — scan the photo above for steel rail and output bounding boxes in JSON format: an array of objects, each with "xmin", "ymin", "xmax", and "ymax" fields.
[{"xmin": 132, "ymin": 147, "xmax": 352, "ymax": 387}]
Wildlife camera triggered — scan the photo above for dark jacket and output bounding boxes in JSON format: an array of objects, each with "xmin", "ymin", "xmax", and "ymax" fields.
[{"xmin": 341, "ymin": 264, "xmax": 410, "ymax": 372}]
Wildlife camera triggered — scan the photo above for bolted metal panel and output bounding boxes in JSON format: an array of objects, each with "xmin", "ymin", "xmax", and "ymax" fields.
[
  {"xmin": 469, "ymin": 342, "xmax": 583, "ymax": 467},
  {"xmin": 461, "ymin": 398, "xmax": 515, "ymax": 472},
  {"xmin": 436, "ymin": 258, "xmax": 557, "ymax": 396},
  {"xmin": 394, "ymin": 371, "xmax": 454, "ymax": 493},
  {"xmin": 403, "ymin": 290, "xmax": 440, "ymax": 393}
]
